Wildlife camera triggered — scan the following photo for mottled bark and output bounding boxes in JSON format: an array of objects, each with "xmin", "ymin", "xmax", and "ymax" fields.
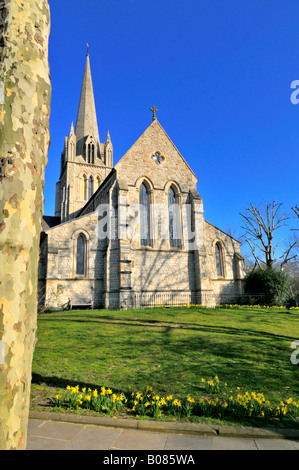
[{"xmin": 0, "ymin": 0, "xmax": 51, "ymax": 450}]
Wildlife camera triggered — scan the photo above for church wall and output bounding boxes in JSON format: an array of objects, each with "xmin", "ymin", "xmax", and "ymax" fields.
[
  {"xmin": 114, "ymin": 120, "xmax": 198, "ymax": 193},
  {"xmin": 41, "ymin": 212, "xmax": 106, "ymax": 309},
  {"xmin": 131, "ymin": 249, "xmax": 195, "ymax": 293},
  {"xmin": 203, "ymin": 221, "xmax": 245, "ymax": 303}
]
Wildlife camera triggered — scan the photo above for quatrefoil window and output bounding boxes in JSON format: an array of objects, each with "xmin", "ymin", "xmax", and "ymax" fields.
[{"xmin": 151, "ymin": 151, "xmax": 165, "ymax": 165}]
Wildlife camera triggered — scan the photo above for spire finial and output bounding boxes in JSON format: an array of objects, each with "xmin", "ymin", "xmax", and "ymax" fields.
[
  {"xmin": 75, "ymin": 48, "xmax": 100, "ymax": 153},
  {"xmin": 150, "ymin": 105, "xmax": 158, "ymax": 122},
  {"xmin": 86, "ymin": 43, "xmax": 90, "ymax": 56}
]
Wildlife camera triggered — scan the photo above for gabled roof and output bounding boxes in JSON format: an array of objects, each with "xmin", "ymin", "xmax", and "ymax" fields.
[
  {"xmin": 41, "ymin": 216, "xmax": 61, "ymax": 231},
  {"xmin": 115, "ymin": 118, "xmax": 198, "ymax": 181}
]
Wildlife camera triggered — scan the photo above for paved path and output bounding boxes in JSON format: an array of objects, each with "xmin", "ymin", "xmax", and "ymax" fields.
[{"xmin": 27, "ymin": 417, "xmax": 299, "ymax": 451}]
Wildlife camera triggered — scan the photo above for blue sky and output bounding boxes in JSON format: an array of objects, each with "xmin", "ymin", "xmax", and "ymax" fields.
[{"xmin": 46, "ymin": 0, "xmax": 299, "ymax": 258}]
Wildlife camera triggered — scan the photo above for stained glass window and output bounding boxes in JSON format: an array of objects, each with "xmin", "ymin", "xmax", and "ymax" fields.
[
  {"xmin": 140, "ymin": 183, "xmax": 150, "ymax": 246},
  {"xmin": 215, "ymin": 243, "xmax": 223, "ymax": 277},
  {"xmin": 76, "ymin": 234, "xmax": 86, "ymax": 275},
  {"xmin": 88, "ymin": 176, "xmax": 93, "ymax": 199},
  {"xmin": 168, "ymin": 187, "xmax": 179, "ymax": 248}
]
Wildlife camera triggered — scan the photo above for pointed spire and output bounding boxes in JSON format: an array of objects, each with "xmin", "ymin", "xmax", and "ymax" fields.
[
  {"xmin": 75, "ymin": 53, "xmax": 100, "ymax": 156},
  {"xmin": 70, "ymin": 121, "xmax": 74, "ymax": 135},
  {"xmin": 106, "ymin": 129, "xmax": 111, "ymax": 143}
]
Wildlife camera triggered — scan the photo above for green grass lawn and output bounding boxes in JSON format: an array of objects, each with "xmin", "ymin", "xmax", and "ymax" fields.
[{"xmin": 30, "ymin": 305, "xmax": 299, "ymax": 426}]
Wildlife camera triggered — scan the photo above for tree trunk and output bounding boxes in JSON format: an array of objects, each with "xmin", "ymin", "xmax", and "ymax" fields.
[{"xmin": 0, "ymin": 0, "xmax": 51, "ymax": 450}]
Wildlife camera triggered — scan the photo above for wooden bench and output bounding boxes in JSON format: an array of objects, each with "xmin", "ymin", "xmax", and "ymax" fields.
[{"xmin": 69, "ymin": 297, "xmax": 93, "ymax": 310}]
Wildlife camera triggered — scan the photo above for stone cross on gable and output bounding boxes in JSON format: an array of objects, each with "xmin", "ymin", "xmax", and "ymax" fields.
[{"xmin": 150, "ymin": 106, "xmax": 158, "ymax": 122}]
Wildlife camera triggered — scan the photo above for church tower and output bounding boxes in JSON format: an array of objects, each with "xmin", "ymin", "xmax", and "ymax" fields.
[{"xmin": 55, "ymin": 53, "xmax": 113, "ymax": 222}]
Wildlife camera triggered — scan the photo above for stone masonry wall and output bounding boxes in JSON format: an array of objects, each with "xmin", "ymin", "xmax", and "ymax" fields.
[
  {"xmin": 42, "ymin": 211, "xmax": 105, "ymax": 309},
  {"xmin": 204, "ymin": 221, "xmax": 245, "ymax": 302}
]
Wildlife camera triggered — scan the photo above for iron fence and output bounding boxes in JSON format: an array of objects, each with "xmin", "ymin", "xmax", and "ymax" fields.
[{"xmin": 133, "ymin": 292, "xmax": 266, "ymax": 309}]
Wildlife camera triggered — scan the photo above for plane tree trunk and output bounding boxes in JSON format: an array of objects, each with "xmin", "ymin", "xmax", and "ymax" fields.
[{"xmin": 0, "ymin": 0, "xmax": 51, "ymax": 450}]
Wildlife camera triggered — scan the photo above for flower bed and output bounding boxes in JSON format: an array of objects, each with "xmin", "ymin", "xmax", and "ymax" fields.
[{"xmin": 51, "ymin": 377, "xmax": 299, "ymax": 426}]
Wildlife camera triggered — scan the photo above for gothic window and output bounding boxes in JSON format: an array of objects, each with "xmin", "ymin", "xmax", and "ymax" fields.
[
  {"xmin": 68, "ymin": 140, "xmax": 75, "ymax": 160},
  {"xmin": 76, "ymin": 234, "xmax": 86, "ymax": 275},
  {"xmin": 83, "ymin": 175, "xmax": 88, "ymax": 200},
  {"xmin": 215, "ymin": 243, "xmax": 224, "ymax": 277},
  {"xmin": 79, "ymin": 174, "xmax": 87, "ymax": 200},
  {"xmin": 89, "ymin": 143, "xmax": 95, "ymax": 164},
  {"xmin": 86, "ymin": 140, "xmax": 95, "ymax": 164},
  {"xmin": 168, "ymin": 187, "xmax": 179, "ymax": 248},
  {"xmin": 88, "ymin": 176, "xmax": 94, "ymax": 199},
  {"xmin": 139, "ymin": 183, "xmax": 150, "ymax": 246}
]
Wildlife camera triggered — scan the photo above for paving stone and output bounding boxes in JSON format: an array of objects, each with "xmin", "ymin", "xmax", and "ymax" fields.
[
  {"xmin": 26, "ymin": 419, "xmax": 299, "ymax": 451},
  {"xmin": 138, "ymin": 420, "xmax": 216, "ymax": 436},
  {"xmin": 292, "ymin": 440, "xmax": 299, "ymax": 450},
  {"xmin": 165, "ymin": 434, "xmax": 213, "ymax": 450},
  {"xmin": 64, "ymin": 425, "xmax": 122, "ymax": 450},
  {"xmin": 29, "ymin": 420, "xmax": 84, "ymax": 441},
  {"xmin": 27, "ymin": 419, "xmax": 45, "ymax": 434},
  {"xmin": 254, "ymin": 439, "xmax": 299, "ymax": 450},
  {"xmin": 112, "ymin": 429, "xmax": 167, "ymax": 450},
  {"xmin": 212, "ymin": 437, "xmax": 258, "ymax": 450},
  {"xmin": 27, "ymin": 435, "xmax": 69, "ymax": 450}
]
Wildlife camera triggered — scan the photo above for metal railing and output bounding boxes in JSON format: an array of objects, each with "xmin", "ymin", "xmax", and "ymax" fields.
[{"xmin": 133, "ymin": 292, "xmax": 266, "ymax": 309}]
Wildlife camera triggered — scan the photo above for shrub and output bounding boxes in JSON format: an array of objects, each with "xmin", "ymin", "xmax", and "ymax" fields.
[{"xmin": 244, "ymin": 267, "xmax": 289, "ymax": 306}]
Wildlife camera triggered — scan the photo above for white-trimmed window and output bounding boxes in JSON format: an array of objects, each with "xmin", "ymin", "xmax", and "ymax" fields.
[
  {"xmin": 168, "ymin": 186, "xmax": 180, "ymax": 248},
  {"xmin": 139, "ymin": 183, "xmax": 150, "ymax": 246},
  {"xmin": 215, "ymin": 242, "xmax": 224, "ymax": 277},
  {"xmin": 76, "ymin": 234, "xmax": 87, "ymax": 275},
  {"xmin": 88, "ymin": 176, "xmax": 94, "ymax": 199}
]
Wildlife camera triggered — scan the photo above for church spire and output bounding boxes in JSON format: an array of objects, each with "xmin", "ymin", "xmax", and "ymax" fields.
[{"xmin": 75, "ymin": 52, "xmax": 100, "ymax": 157}]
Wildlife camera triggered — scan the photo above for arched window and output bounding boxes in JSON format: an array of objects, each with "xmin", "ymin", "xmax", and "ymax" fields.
[
  {"xmin": 84, "ymin": 175, "xmax": 88, "ymax": 200},
  {"xmin": 79, "ymin": 174, "xmax": 87, "ymax": 200},
  {"xmin": 168, "ymin": 187, "xmax": 179, "ymax": 248},
  {"xmin": 215, "ymin": 243, "xmax": 224, "ymax": 277},
  {"xmin": 86, "ymin": 138, "xmax": 95, "ymax": 164},
  {"xmin": 88, "ymin": 176, "xmax": 94, "ymax": 199},
  {"xmin": 139, "ymin": 183, "xmax": 150, "ymax": 246},
  {"xmin": 88, "ymin": 143, "xmax": 95, "ymax": 164},
  {"xmin": 76, "ymin": 234, "xmax": 86, "ymax": 275},
  {"xmin": 68, "ymin": 140, "xmax": 75, "ymax": 160}
]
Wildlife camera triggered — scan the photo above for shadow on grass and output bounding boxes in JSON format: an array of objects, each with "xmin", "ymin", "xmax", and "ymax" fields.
[
  {"xmin": 31, "ymin": 373, "xmax": 299, "ymax": 430},
  {"xmin": 38, "ymin": 313, "xmax": 296, "ymax": 342},
  {"xmin": 34, "ymin": 311, "xmax": 299, "ymax": 404},
  {"xmin": 31, "ymin": 372, "xmax": 127, "ymax": 396}
]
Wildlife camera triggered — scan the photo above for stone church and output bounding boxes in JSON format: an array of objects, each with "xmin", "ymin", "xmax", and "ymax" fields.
[{"xmin": 38, "ymin": 54, "xmax": 245, "ymax": 310}]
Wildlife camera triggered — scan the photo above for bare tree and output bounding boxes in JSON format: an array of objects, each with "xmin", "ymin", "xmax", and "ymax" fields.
[
  {"xmin": 239, "ymin": 202, "xmax": 296, "ymax": 270},
  {"xmin": 292, "ymin": 205, "xmax": 299, "ymax": 220},
  {"xmin": 0, "ymin": 0, "xmax": 51, "ymax": 450},
  {"xmin": 292, "ymin": 205, "xmax": 299, "ymax": 233}
]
